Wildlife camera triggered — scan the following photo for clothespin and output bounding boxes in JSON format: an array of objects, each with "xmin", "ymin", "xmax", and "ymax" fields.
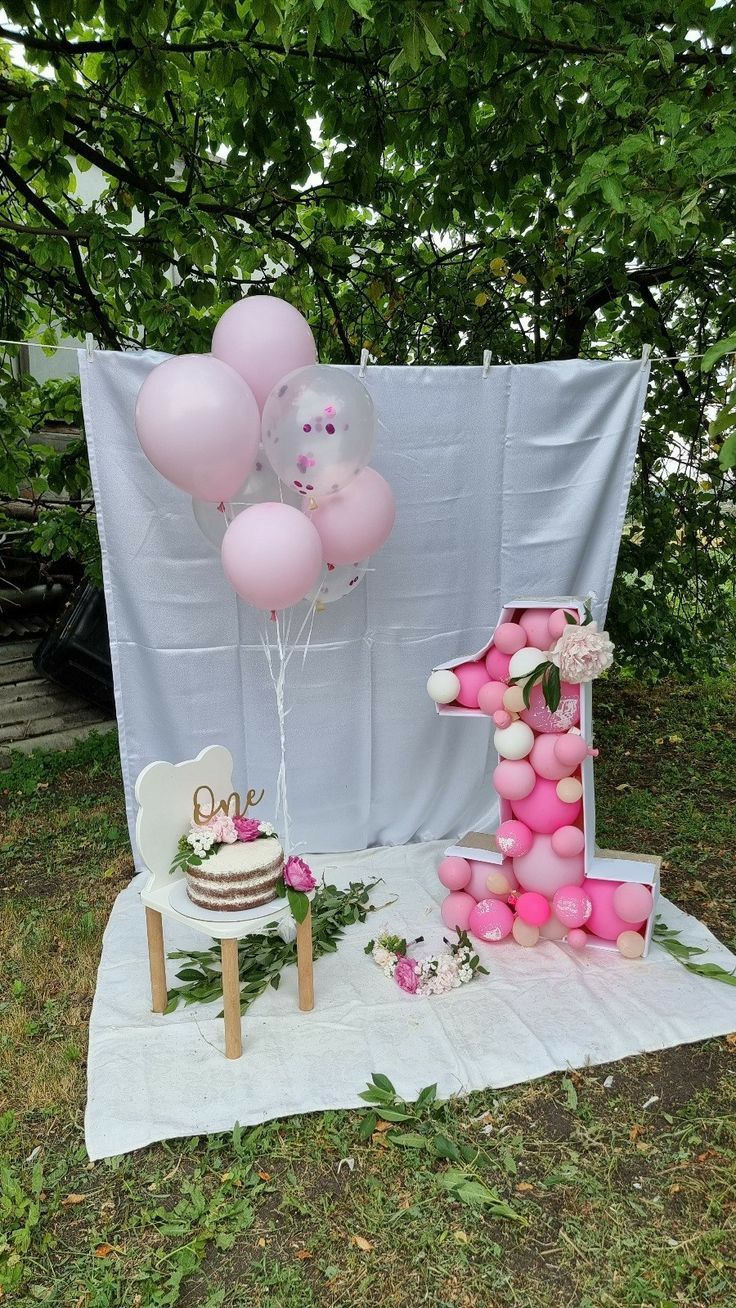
[
  {"xmin": 359, "ymin": 347, "xmax": 370, "ymax": 379},
  {"xmin": 640, "ymin": 344, "xmax": 651, "ymax": 370},
  {"xmin": 85, "ymin": 333, "xmax": 95, "ymax": 362},
  {"xmin": 482, "ymin": 349, "xmax": 492, "ymax": 377}
]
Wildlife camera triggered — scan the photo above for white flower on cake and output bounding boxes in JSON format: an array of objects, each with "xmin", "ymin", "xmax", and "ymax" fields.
[
  {"xmin": 187, "ymin": 827, "xmax": 216, "ymax": 857},
  {"xmin": 259, "ymin": 822, "xmax": 275, "ymax": 836},
  {"xmin": 549, "ymin": 621, "xmax": 614, "ymax": 684}
]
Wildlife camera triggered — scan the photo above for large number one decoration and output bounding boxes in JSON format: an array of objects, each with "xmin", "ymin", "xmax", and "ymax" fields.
[{"xmin": 427, "ymin": 598, "xmax": 660, "ymax": 959}]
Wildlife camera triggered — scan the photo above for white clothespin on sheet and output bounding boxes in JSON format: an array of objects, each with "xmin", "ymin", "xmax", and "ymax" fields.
[
  {"xmin": 482, "ymin": 350, "xmax": 492, "ymax": 377},
  {"xmin": 85, "ymin": 333, "xmax": 95, "ymax": 362},
  {"xmin": 640, "ymin": 344, "xmax": 651, "ymax": 370},
  {"xmin": 359, "ymin": 347, "xmax": 371, "ymax": 379}
]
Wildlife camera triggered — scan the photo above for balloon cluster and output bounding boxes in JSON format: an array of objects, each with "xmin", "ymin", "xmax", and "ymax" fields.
[
  {"xmin": 431, "ymin": 606, "xmax": 654, "ymax": 958},
  {"xmin": 135, "ymin": 296, "xmax": 396, "ymax": 614}
]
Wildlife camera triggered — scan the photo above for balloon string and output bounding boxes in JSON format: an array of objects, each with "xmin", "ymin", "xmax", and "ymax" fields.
[{"xmin": 259, "ymin": 597, "xmax": 318, "ymax": 858}]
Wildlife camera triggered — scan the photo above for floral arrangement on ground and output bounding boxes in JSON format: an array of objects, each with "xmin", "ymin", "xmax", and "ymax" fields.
[
  {"xmin": 366, "ymin": 929, "xmax": 487, "ymax": 996},
  {"xmin": 166, "ymin": 877, "xmax": 378, "ymax": 1015}
]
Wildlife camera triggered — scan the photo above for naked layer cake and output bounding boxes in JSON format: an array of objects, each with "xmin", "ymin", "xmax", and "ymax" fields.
[{"xmin": 186, "ymin": 836, "xmax": 284, "ymax": 911}]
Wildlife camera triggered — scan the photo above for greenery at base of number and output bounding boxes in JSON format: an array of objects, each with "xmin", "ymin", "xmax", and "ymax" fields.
[
  {"xmin": 166, "ymin": 878, "xmax": 378, "ymax": 1015},
  {"xmin": 653, "ymin": 919, "xmax": 736, "ymax": 987}
]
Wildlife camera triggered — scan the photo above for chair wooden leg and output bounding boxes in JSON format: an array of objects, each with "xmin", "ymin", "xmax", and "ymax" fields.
[
  {"xmin": 221, "ymin": 937, "xmax": 243, "ymax": 1059},
  {"xmin": 296, "ymin": 908, "xmax": 314, "ymax": 1012},
  {"xmin": 145, "ymin": 908, "xmax": 168, "ymax": 1014}
]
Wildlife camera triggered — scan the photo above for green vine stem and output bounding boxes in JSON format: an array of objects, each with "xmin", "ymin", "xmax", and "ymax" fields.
[{"xmin": 653, "ymin": 918, "xmax": 736, "ymax": 986}]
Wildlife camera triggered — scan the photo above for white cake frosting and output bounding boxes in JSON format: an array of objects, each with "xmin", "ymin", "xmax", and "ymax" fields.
[{"xmin": 186, "ymin": 837, "xmax": 284, "ymax": 911}]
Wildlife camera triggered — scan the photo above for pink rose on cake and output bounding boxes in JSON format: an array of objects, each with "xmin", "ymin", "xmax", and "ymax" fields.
[
  {"xmin": 233, "ymin": 816, "xmax": 262, "ymax": 842},
  {"xmin": 549, "ymin": 621, "xmax": 614, "ymax": 683},
  {"xmin": 206, "ymin": 813, "xmax": 238, "ymax": 844},
  {"xmin": 283, "ymin": 855, "xmax": 317, "ymax": 892}
]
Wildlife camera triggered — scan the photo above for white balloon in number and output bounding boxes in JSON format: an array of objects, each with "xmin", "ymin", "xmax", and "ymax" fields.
[{"xmin": 262, "ymin": 364, "xmax": 374, "ymax": 502}]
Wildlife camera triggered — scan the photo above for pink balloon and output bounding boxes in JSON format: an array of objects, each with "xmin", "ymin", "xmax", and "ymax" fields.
[
  {"xmin": 554, "ymin": 734, "xmax": 592, "ymax": 768},
  {"xmin": 548, "ymin": 608, "xmax": 578, "ymax": 640},
  {"xmin": 441, "ymin": 890, "xmax": 475, "ymax": 933},
  {"xmin": 493, "ymin": 759, "xmax": 536, "ymax": 801},
  {"xmin": 551, "ymin": 825, "xmax": 586, "ymax": 857},
  {"xmin": 530, "ymin": 734, "xmax": 578, "ymax": 781},
  {"xmin": 468, "ymin": 898, "xmax": 514, "ymax": 943},
  {"xmin": 493, "ymin": 710, "xmax": 513, "ymax": 729},
  {"xmin": 221, "ymin": 502, "xmax": 323, "ymax": 611},
  {"xmin": 511, "ymin": 775, "xmax": 581, "ymax": 834},
  {"xmin": 478, "ymin": 681, "xmax": 507, "ymax": 716},
  {"xmin": 612, "ymin": 882, "xmax": 653, "ymax": 924},
  {"xmin": 567, "ymin": 928, "xmax": 588, "ymax": 950},
  {"xmin": 135, "ymin": 355, "xmax": 260, "ymax": 503},
  {"xmin": 452, "ymin": 661, "xmax": 489, "ymax": 709},
  {"xmin": 552, "ymin": 884, "xmax": 592, "ymax": 928},
  {"xmin": 520, "ymin": 681, "xmax": 580, "ymax": 734},
  {"xmin": 438, "ymin": 856, "xmax": 471, "ymax": 891},
  {"xmin": 515, "ymin": 891, "xmax": 551, "ymax": 927},
  {"xmin": 211, "ymin": 295, "xmax": 316, "ymax": 411},
  {"xmin": 514, "ymin": 834, "xmax": 584, "ymax": 897},
  {"xmin": 308, "ymin": 467, "xmax": 395, "ymax": 565},
  {"xmin": 485, "ymin": 647, "xmax": 511, "ymax": 681},
  {"xmin": 583, "ymin": 878, "xmax": 646, "ymax": 941},
  {"xmin": 493, "ymin": 622, "xmax": 527, "ymax": 655},
  {"xmin": 496, "ymin": 819, "xmax": 533, "ymax": 858},
  {"xmin": 467, "ymin": 859, "xmax": 517, "ymax": 902},
  {"xmin": 518, "ymin": 608, "xmax": 554, "ymax": 651}
]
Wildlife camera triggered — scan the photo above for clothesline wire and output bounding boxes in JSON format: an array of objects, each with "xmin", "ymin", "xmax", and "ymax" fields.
[{"xmin": 0, "ymin": 336, "xmax": 721, "ymax": 365}]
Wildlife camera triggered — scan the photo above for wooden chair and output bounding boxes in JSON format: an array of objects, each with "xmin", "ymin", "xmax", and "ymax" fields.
[{"xmin": 135, "ymin": 745, "xmax": 314, "ymax": 1058}]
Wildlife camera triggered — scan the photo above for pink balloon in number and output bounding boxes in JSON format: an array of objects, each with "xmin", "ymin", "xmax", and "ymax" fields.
[
  {"xmin": 263, "ymin": 364, "xmax": 374, "ymax": 499},
  {"xmin": 493, "ymin": 759, "xmax": 536, "ymax": 801},
  {"xmin": 552, "ymin": 884, "xmax": 592, "ymax": 928},
  {"xmin": 211, "ymin": 295, "xmax": 317, "ymax": 412},
  {"xmin": 467, "ymin": 858, "xmax": 517, "ymax": 901},
  {"xmin": 478, "ymin": 681, "xmax": 507, "ymax": 716},
  {"xmin": 437, "ymin": 856, "xmax": 471, "ymax": 891},
  {"xmin": 511, "ymin": 775, "xmax": 581, "ymax": 834},
  {"xmin": 514, "ymin": 834, "xmax": 585, "ymax": 897},
  {"xmin": 520, "ymin": 681, "xmax": 580, "ymax": 733},
  {"xmin": 529, "ymin": 734, "xmax": 579, "ymax": 781},
  {"xmin": 515, "ymin": 891, "xmax": 551, "ymax": 926},
  {"xmin": 441, "ymin": 890, "xmax": 475, "ymax": 933},
  {"xmin": 583, "ymin": 878, "xmax": 647, "ymax": 941},
  {"xmin": 453, "ymin": 661, "xmax": 491, "ymax": 709},
  {"xmin": 468, "ymin": 898, "xmax": 514, "ymax": 943},
  {"xmin": 518, "ymin": 608, "xmax": 555, "ymax": 650},
  {"xmin": 308, "ymin": 467, "xmax": 396, "ymax": 565},
  {"xmin": 221, "ymin": 502, "xmax": 323, "ymax": 611},
  {"xmin": 493, "ymin": 622, "xmax": 527, "ymax": 655},
  {"xmin": 485, "ymin": 646, "xmax": 511, "ymax": 681},
  {"xmin": 135, "ymin": 355, "xmax": 260, "ymax": 503}
]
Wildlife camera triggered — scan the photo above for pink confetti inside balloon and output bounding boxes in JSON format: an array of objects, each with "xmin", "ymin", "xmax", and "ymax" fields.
[
  {"xmin": 583, "ymin": 878, "xmax": 647, "ymax": 941},
  {"xmin": 493, "ymin": 622, "xmax": 528, "ymax": 655},
  {"xmin": 511, "ymin": 775, "xmax": 582, "ymax": 834},
  {"xmin": 441, "ymin": 890, "xmax": 476, "ymax": 933},
  {"xmin": 552, "ymin": 884, "xmax": 592, "ymax": 928},
  {"xmin": 478, "ymin": 681, "xmax": 508, "ymax": 716},
  {"xmin": 493, "ymin": 759, "xmax": 536, "ymax": 802},
  {"xmin": 438, "ymin": 856, "xmax": 471, "ymax": 891},
  {"xmin": 530, "ymin": 734, "xmax": 579, "ymax": 781},
  {"xmin": 514, "ymin": 834, "xmax": 584, "ymax": 897},
  {"xmin": 520, "ymin": 682, "xmax": 580, "ymax": 734},
  {"xmin": 468, "ymin": 898, "xmax": 514, "ymax": 943},
  {"xmin": 518, "ymin": 607, "xmax": 555, "ymax": 651},
  {"xmin": 453, "ymin": 661, "xmax": 490, "ymax": 709},
  {"xmin": 612, "ymin": 883, "xmax": 653, "ymax": 924},
  {"xmin": 515, "ymin": 891, "xmax": 551, "ymax": 927},
  {"xmin": 567, "ymin": 928, "xmax": 588, "ymax": 950},
  {"xmin": 554, "ymin": 733, "xmax": 594, "ymax": 768},
  {"xmin": 556, "ymin": 776, "xmax": 583, "ymax": 804},
  {"xmin": 551, "ymin": 825, "xmax": 586, "ymax": 858},
  {"xmin": 617, "ymin": 930, "xmax": 646, "ymax": 959},
  {"xmin": 495, "ymin": 819, "xmax": 534, "ymax": 858},
  {"xmin": 467, "ymin": 858, "xmax": 518, "ymax": 901},
  {"xmin": 485, "ymin": 646, "xmax": 511, "ymax": 681},
  {"xmin": 512, "ymin": 918, "xmax": 540, "ymax": 948},
  {"xmin": 548, "ymin": 607, "xmax": 578, "ymax": 640}
]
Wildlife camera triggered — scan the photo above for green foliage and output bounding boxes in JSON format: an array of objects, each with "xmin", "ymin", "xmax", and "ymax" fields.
[
  {"xmin": 653, "ymin": 920, "xmax": 736, "ymax": 987},
  {"xmin": 0, "ymin": 3, "xmax": 734, "ymax": 671}
]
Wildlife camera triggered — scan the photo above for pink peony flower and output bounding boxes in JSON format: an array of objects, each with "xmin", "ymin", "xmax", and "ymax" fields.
[
  {"xmin": 283, "ymin": 855, "xmax": 317, "ymax": 892},
  {"xmin": 393, "ymin": 955, "xmax": 420, "ymax": 994},
  {"xmin": 206, "ymin": 813, "xmax": 238, "ymax": 844},
  {"xmin": 233, "ymin": 816, "xmax": 262, "ymax": 842},
  {"xmin": 550, "ymin": 621, "xmax": 614, "ymax": 684}
]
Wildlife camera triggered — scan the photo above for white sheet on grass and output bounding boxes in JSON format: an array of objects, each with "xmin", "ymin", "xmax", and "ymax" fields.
[
  {"xmin": 80, "ymin": 354, "xmax": 648, "ymax": 856},
  {"xmin": 85, "ymin": 842, "xmax": 736, "ymax": 1160}
]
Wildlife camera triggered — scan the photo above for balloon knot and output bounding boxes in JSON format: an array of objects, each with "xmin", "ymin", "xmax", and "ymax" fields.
[
  {"xmin": 326, "ymin": 563, "xmax": 335, "ymax": 571},
  {"xmin": 270, "ymin": 610, "xmax": 277, "ymax": 622},
  {"xmin": 217, "ymin": 501, "xmax": 225, "ymax": 513},
  {"xmin": 308, "ymin": 497, "xmax": 318, "ymax": 511}
]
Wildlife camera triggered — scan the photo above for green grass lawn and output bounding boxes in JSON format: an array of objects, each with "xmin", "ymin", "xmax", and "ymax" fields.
[{"xmin": 1, "ymin": 676, "xmax": 735, "ymax": 1307}]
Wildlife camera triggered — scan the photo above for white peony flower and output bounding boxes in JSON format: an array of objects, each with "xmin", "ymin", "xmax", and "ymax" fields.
[{"xmin": 549, "ymin": 621, "xmax": 614, "ymax": 684}]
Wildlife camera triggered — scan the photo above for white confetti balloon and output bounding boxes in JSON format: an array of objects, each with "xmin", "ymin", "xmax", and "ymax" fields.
[
  {"xmin": 263, "ymin": 364, "xmax": 374, "ymax": 501},
  {"xmin": 308, "ymin": 561, "xmax": 368, "ymax": 606}
]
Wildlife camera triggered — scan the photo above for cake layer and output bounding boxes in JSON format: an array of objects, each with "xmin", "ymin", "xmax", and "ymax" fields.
[
  {"xmin": 187, "ymin": 884, "xmax": 279, "ymax": 911},
  {"xmin": 191, "ymin": 838, "xmax": 283, "ymax": 875},
  {"xmin": 185, "ymin": 835, "xmax": 284, "ymax": 914}
]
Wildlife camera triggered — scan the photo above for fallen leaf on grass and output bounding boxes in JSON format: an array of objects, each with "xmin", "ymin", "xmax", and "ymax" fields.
[
  {"xmin": 350, "ymin": 1235, "xmax": 374, "ymax": 1252},
  {"xmin": 61, "ymin": 1193, "xmax": 86, "ymax": 1206},
  {"xmin": 515, "ymin": 1182, "xmax": 535, "ymax": 1193},
  {"xmin": 94, "ymin": 1243, "xmax": 121, "ymax": 1258},
  {"xmin": 256, "ymin": 1237, "xmax": 268, "ymax": 1248},
  {"xmin": 294, "ymin": 1249, "xmax": 313, "ymax": 1260},
  {"xmin": 453, "ymin": 1229, "xmax": 469, "ymax": 1243},
  {"xmin": 374, "ymin": 1119, "xmax": 393, "ymax": 1132},
  {"xmin": 615, "ymin": 783, "xmax": 631, "ymax": 792},
  {"xmin": 257, "ymin": 1170, "xmax": 271, "ymax": 1181}
]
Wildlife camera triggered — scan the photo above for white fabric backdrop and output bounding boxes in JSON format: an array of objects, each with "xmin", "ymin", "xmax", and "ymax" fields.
[{"xmin": 81, "ymin": 353, "xmax": 649, "ymax": 857}]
